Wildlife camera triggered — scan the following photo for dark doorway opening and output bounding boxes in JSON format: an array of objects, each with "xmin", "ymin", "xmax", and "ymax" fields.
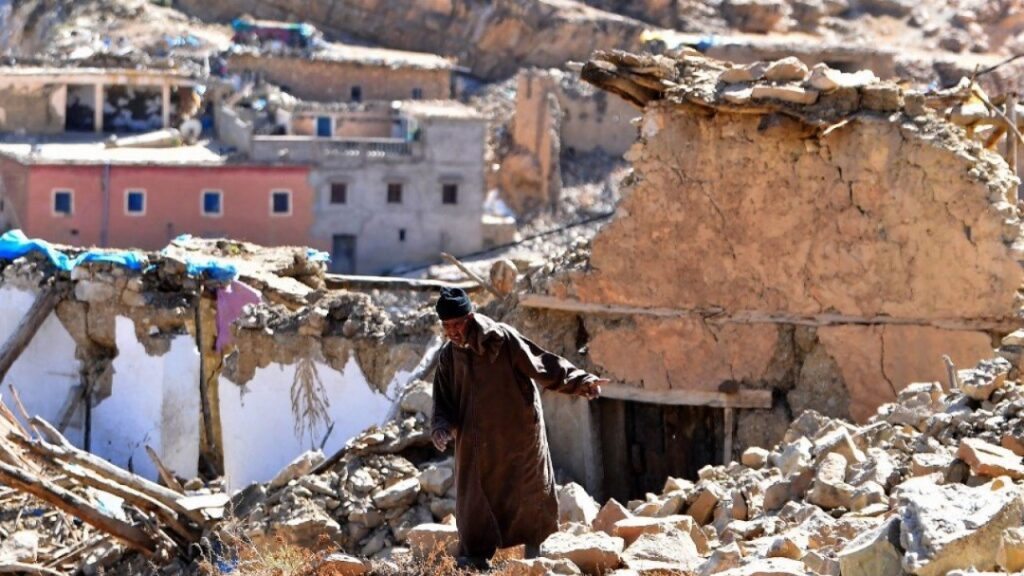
[
  {"xmin": 331, "ymin": 234, "xmax": 357, "ymax": 274},
  {"xmin": 599, "ymin": 399, "xmax": 723, "ymax": 503}
]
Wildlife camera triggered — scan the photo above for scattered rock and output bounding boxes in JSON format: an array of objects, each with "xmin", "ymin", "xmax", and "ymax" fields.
[
  {"xmin": 742, "ymin": 447, "xmax": 769, "ymax": 469},
  {"xmin": 594, "ymin": 499, "xmax": 631, "ymax": 535},
  {"xmin": 837, "ymin": 516, "xmax": 902, "ymax": 576},
  {"xmin": 957, "ymin": 438, "xmax": 1024, "ymax": 479},
  {"xmin": 371, "ymin": 478, "xmax": 421, "ymax": 509},
  {"xmin": 406, "ymin": 523, "xmax": 459, "ymax": 560},
  {"xmin": 505, "ymin": 557, "xmax": 582, "ymax": 575},
  {"xmin": 317, "ymin": 553, "xmax": 368, "ymax": 576},
  {"xmin": 621, "ymin": 528, "xmax": 703, "ymax": 573},
  {"xmin": 269, "ymin": 450, "xmax": 325, "ymax": 489},
  {"xmin": 998, "ymin": 526, "xmax": 1024, "ymax": 572},
  {"xmin": 763, "ymin": 57, "xmax": 810, "ymax": 82},
  {"xmin": 959, "ymin": 358, "xmax": 1012, "ymax": 401},
  {"xmin": 558, "ymin": 482, "xmax": 600, "ymax": 527},
  {"xmin": 540, "ymin": 531, "xmax": 624, "ymax": 576},
  {"xmin": 720, "ymin": 62, "xmax": 767, "ymax": 84},
  {"xmin": 899, "ymin": 478, "xmax": 1024, "ymax": 576},
  {"xmin": 419, "ymin": 464, "xmax": 454, "ymax": 497},
  {"xmin": 721, "ymin": 0, "xmax": 787, "ymax": 33}
]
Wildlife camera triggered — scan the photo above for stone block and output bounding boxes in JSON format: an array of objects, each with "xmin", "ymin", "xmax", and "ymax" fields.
[
  {"xmin": 837, "ymin": 516, "xmax": 902, "ymax": 576},
  {"xmin": 558, "ymin": 482, "xmax": 600, "ymax": 527},
  {"xmin": 594, "ymin": 498, "xmax": 632, "ymax": 535},
  {"xmin": 957, "ymin": 438, "xmax": 1024, "ymax": 479},
  {"xmin": 406, "ymin": 523, "xmax": 459, "ymax": 560},
  {"xmin": 742, "ymin": 447, "xmax": 769, "ymax": 469},
  {"xmin": 540, "ymin": 531, "xmax": 624, "ymax": 576}
]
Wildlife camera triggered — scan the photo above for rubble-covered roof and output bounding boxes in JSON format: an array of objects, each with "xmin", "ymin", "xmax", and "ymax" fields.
[{"xmin": 290, "ymin": 99, "xmax": 484, "ymax": 120}]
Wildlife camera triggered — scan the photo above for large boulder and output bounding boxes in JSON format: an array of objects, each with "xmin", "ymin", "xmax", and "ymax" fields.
[
  {"xmin": 899, "ymin": 478, "xmax": 1024, "ymax": 575},
  {"xmin": 540, "ymin": 531, "xmax": 624, "ymax": 575}
]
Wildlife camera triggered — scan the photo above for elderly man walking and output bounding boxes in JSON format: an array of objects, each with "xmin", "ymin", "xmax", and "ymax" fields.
[{"xmin": 431, "ymin": 287, "xmax": 606, "ymax": 570}]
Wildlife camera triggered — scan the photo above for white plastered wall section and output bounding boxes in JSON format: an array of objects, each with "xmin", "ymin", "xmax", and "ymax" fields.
[
  {"xmin": 90, "ymin": 317, "xmax": 200, "ymax": 481},
  {"xmin": 219, "ymin": 352, "xmax": 409, "ymax": 492},
  {"xmin": 0, "ymin": 285, "xmax": 83, "ymax": 445},
  {"xmin": 0, "ymin": 287, "xmax": 200, "ymax": 482}
]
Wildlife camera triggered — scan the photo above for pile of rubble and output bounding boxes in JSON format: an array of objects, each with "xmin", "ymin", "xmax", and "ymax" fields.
[
  {"xmin": 467, "ymin": 344, "xmax": 1024, "ymax": 575},
  {"xmin": 222, "ymin": 378, "xmax": 454, "ymax": 561}
]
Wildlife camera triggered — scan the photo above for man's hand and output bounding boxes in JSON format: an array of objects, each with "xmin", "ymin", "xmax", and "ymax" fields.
[
  {"xmin": 581, "ymin": 378, "xmax": 608, "ymax": 400},
  {"xmin": 432, "ymin": 428, "xmax": 452, "ymax": 452}
]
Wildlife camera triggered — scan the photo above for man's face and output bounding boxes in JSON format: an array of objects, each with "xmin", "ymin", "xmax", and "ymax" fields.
[{"xmin": 442, "ymin": 313, "xmax": 472, "ymax": 347}]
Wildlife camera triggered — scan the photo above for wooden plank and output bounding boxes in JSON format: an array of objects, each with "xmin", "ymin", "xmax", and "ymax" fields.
[
  {"xmin": 599, "ymin": 383, "xmax": 772, "ymax": 409},
  {"xmin": 440, "ymin": 252, "xmax": 502, "ymax": 298},
  {"xmin": 144, "ymin": 445, "xmax": 185, "ymax": 494},
  {"xmin": 519, "ymin": 293, "xmax": 1018, "ymax": 331},
  {"xmin": 723, "ymin": 408, "xmax": 735, "ymax": 465},
  {"xmin": 325, "ymin": 274, "xmax": 481, "ymax": 293},
  {"xmin": 0, "ymin": 460, "xmax": 156, "ymax": 555},
  {"xmin": 0, "ymin": 287, "xmax": 59, "ymax": 384}
]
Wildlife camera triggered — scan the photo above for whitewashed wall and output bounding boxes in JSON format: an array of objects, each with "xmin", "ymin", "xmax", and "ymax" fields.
[
  {"xmin": 0, "ymin": 285, "xmax": 83, "ymax": 445},
  {"xmin": 220, "ymin": 353, "xmax": 405, "ymax": 491},
  {"xmin": 91, "ymin": 317, "xmax": 200, "ymax": 481}
]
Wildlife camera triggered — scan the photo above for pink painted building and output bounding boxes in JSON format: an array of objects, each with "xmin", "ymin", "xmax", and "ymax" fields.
[{"xmin": 0, "ymin": 141, "xmax": 321, "ymax": 251}]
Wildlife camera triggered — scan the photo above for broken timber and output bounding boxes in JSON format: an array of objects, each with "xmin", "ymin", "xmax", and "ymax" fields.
[
  {"xmin": 599, "ymin": 383, "xmax": 772, "ymax": 409},
  {"xmin": 0, "ymin": 286, "xmax": 60, "ymax": 384},
  {"xmin": 324, "ymin": 273, "xmax": 480, "ymax": 293},
  {"xmin": 518, "ymin": 294, "xmax": 1018, "ymax": 331}
]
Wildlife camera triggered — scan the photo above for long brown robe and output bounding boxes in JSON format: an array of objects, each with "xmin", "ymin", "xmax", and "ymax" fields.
[{"xmin": 431, "ymin": 313, "xmax": 597, "ymax": 558}]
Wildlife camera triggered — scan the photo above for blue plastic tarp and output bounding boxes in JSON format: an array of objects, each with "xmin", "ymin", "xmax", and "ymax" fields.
[
  {"xmin": 307, "ymin": 248, "xmax": 331, "ymax": 263},
  {"xmin": 0, "ymin": 229, "xmax": 71, "ymax": 270},
  {"xmin": 0, "ymin": 229, "xmax": 237, "ymax": 281}
]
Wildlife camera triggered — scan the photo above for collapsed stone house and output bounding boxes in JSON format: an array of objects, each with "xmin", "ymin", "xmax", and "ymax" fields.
[
  {"xmin": 499, "ymin": 67, "xmax": 639, "ymax": 216},
  {"xmin": 493, "ymin": 50, "xmax": 1024, "ymax": 504},
  {"xmin": 0, "ymin": 234, "xmax": 437, "ymax": 492}
]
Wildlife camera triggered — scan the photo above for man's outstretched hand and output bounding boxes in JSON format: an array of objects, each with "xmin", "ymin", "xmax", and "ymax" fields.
[
  {"xmin": 432, "ymin": 428, "xmax": 452, "ymax": 452},
  {"xmin": 581, "ymin": 378, "xmax": 608, "ymax": 400}
]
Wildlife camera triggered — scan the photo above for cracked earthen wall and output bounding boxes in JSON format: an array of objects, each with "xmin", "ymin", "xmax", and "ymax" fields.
[{"xmin": 550, "ymin": 102, "xmax": 1023, "ymax": 429}]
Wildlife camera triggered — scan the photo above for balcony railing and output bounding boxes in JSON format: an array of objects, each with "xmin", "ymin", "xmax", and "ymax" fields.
[{"xmin": 251, "ymin": 136, "xmax": 416, "ymax": 163}]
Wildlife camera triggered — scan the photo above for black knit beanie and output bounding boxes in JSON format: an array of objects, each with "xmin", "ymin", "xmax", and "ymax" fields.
[{"xmin": 436, "ymin": 287, "xmax": 473, "ymax": 320}]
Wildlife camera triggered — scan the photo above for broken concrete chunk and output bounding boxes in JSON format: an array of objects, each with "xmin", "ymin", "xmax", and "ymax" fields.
[
  {"xmin": 594, "ymin": 498, "xmax": 632, "ymax": 535},
  {"xmin": 751, "ymin": 84, "xmax": 819, "ymax": 105},
  {"xmin": 763, "ymin": 57, "xmax": 810, "ymax": 82},
  {"xmin": 558, "ymin": 482, "xmax": 600, "ymax": 527},
  {"xmin": 371, "ymin": 477, "xmax": 421, "ymax": 509},
  {"xmin": 540, "ymin": 531, "xmax": 624, "ymax": 576},
  {"xmin": 742, "ymin": 447, "xmax": 769, "ymax": 469},
  {"xmin": 814, "ymin": 429, "xmax": 866, "ymax": 466},
  {"xmin": 899, "ymin": 477, "xmax": 1024, "ymax": 576},
  {"xmin": 957, "ymin": 438, "xmax": 1024, "ymax": 479},
  {"xmin": 406, "ymin": 523, "xmax": 459, "ymax": 560},
  {"xmin": 837, "ymin": 516, "xmax": 902, "ymax": 576},
  {"xmin": 621, "ymin": 528, "xmax": 703, "ymax": 574}
]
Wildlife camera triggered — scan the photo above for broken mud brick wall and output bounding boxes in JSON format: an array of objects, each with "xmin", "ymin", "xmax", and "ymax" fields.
[
  {"xmin": 0, "ymin": 236, "xmax": 436, "ymax": 490},
  {"xmin": 499, "ymin": 68, "xmax": 638, "ymax": 217},
  {"xmin": 500, "ymin": 51, "xmax": 1024, "ymax": 498},
  {"xmin": 0, "ymin": 81, "xmax": 66, "ymax": 133}
]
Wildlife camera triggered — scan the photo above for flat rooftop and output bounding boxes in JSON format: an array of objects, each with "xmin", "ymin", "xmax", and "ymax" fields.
[
  {"xmin": 0, "ymin": 136, "xmax": 230, "ymax": 166},
  {"xmin": 0, "ymin": 66, "xmax": 199, "ymax": 85},
  {"xmin": 291, "ymin": 99, "xmax": 483, "ymax": 120}
]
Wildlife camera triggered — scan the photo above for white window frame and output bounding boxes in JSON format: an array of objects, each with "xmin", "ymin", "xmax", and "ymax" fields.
[
  {"xmin": 51, "ymin": 188, "xmax": 74, "ymax": 216},
  {"xmin": 270, "ymin": 189, "xmax": 293, "ymax": 217},
  {"xmin": 124, "ymin": 188, "xmax": 147, "ymax": 216},
  {"xmin": 201, "ymin": 189, "xmax": 223, "ymax": 218}
]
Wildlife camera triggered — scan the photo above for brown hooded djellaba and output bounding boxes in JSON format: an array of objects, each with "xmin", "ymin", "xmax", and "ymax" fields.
[{"xmin": 431, "ymin": 314, "xmax": 599, "ymax": 558}]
